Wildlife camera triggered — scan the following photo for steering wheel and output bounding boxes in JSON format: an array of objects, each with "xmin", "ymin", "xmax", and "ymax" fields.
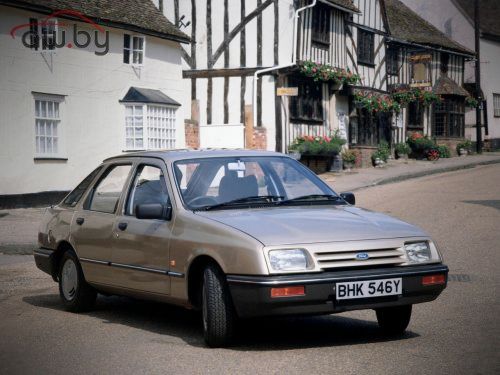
[{"xmin": 187, "ymin": 196, "xmax": 219, "ymax": 207}]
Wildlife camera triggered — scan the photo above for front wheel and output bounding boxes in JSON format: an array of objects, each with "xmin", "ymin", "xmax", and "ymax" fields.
[
  {"xmin": 202, "ymin": 264, "xmax": 235, "ymax": 347},
  {"xmin": 58, "ymin": 250, "xmax": 97, "ymax": 312},
  {"xmin": 376, "ymin": 305, "xmax": 412, "ymax": 335}
]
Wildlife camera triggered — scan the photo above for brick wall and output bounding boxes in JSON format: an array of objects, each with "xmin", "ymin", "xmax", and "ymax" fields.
[
  {"xmin": 184, "ymin": 120, "xmax": 199, "ymax": 149},
  {"xmin": 350, "ymin": 146, "xmax": 377, "ymax": 168},
  {"xmin": 244, "ymin": 104, "xmax": 267, "ymax": 150},
  {"xmin": 251, "ymin": 127, "xmax": 267, "ymax": 150}
]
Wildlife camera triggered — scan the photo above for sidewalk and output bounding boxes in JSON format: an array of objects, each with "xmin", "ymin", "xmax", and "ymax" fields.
[
  {"xmin": 320, "ymin": 152, "xmax": 500, "ymax": 192},
  {"xmin": 1, "ymin": 152, "xmax": 500, "ymax": 255}
]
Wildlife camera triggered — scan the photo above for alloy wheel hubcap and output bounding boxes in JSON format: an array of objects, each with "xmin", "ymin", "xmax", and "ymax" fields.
[{"xmin": 61, "ymin": 259, "xmax": 78, "ymax": 301}]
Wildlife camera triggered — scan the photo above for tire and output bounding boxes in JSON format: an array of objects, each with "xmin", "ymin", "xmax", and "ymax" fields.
[
  {"xmin": 202, "ymin": 264, "xmax": 235, "ymax": 347},
  {"xmin": 376, "ymin": 304, "xmax": 412, "ymax": 335},
  {"xmin": 58, "ymin": 250, "xmax": 97, "ymax": 312}
]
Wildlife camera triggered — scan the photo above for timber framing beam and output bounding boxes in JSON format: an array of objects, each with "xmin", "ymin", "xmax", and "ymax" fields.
[{"xmin": 183, "ymin": 67, "xmax": 273, "ymax": 79}]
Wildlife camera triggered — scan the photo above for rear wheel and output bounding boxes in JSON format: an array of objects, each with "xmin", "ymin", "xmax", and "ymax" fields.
[
  {"xmin": 58, "ymin": 250, "xmax": 96, "ymax": 312},
  {"xmin": 202, "ymin": 264, "xmax": 235, "ymax": 347},
  {"xmin": 376, "ymin": 305, "xmax": 412, "ymax": 335}
]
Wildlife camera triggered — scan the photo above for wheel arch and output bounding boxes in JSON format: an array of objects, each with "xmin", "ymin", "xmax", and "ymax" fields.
[
  {"xmin": 50, "ymin": 240, "xmax": 75, "ymax": 281},
  {"xmin": 187, "ymin": 255, "xmax": 223, "ymax": 310}
]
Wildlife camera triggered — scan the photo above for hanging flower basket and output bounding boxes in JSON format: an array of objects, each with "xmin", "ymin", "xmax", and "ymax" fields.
[
  {"xmin": 299, "ymin": 60, "xmax": 361, "ymax": 85},
  {"xmin": 353, "ymin": 91, "xmax": 401, "ymax": 114}
]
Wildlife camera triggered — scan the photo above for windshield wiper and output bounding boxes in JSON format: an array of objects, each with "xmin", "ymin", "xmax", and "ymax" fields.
[
  {"xmin": 277, "ymin": 194, "xmax": 341, "ymax": 205},
  {"xmin": 198, "ymin": 195, "xmax": 284, "ymax": 211}
]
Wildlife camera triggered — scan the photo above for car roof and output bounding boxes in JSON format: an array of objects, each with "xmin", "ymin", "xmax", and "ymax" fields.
[{"xmin": 103, "ymin": 149, "xmax": 287, "ymax": 163}]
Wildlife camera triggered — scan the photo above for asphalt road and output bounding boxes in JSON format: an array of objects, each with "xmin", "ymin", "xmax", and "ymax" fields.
[{"xmin": 0, "ymin": 164, "xmax": 499, "ymax": 375}]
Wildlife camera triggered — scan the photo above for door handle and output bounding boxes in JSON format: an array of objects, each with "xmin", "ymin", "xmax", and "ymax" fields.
[
  {"xmin": 76, "ymin": 217, "xmax": 84, "ymax": 225},
  {"xmin": 118, "ymin": 222, "xmax": 128, "ymax": 231}
]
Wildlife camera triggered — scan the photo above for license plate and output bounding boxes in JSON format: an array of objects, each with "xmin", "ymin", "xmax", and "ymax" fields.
[{"xmin": 336, "ymin": 278, "xmax": 402, "ymax": 300}]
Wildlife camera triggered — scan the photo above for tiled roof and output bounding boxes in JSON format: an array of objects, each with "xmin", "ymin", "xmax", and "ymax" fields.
[
  {"xmin": 454, "ymin": 0, "xmax": 500, "ymax": 39},
  {"xmin": 433, "ymin": 75, "xmax": 470, "ymax": 96},
  {"xmin": 323, "ymin": 0, "xmax": 360, "ymax": 13},
  {"xmin": 0, "ymin": 0, "xmax": 189, "ymax": 43},
  {"xmin": 384, "ymin": 0, "xmax": 473, "ymax": 55},
  {"xmin": 120, "ymin": 87, "xmax": 181, "ymax": 106}
]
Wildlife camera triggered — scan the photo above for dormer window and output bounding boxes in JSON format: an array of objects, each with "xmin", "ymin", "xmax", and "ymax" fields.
[
  {"xmin": 123, "ymin": 34, "xmax": 145, "ymax": 65},
  {"xmin": 311, "ymin": 3, "xmax": 331, "ymax": 49}
]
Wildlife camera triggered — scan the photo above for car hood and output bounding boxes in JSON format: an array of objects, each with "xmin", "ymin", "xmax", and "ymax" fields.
[{"xmin": 195, "ymin": 206, "xmax": 427, "ymax": 246}]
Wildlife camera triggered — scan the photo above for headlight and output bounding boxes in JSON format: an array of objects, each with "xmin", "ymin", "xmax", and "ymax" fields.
[
  {"xmin": 405, "ymin": 242, "xmax": 431, "ymax": 263},
  {"xmin": 269, "ymin": 249, "xmax": 310, "ymax": 271}
]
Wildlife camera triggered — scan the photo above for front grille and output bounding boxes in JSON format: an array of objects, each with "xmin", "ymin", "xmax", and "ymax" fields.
[{"xmin": 314, "ymin": 247, "xmax": 406, "ymax": 270}]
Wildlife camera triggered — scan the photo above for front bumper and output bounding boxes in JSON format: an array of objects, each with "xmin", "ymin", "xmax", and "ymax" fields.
[{"xmin": 227, "ymin": 264, "xmax": 448, "ymax": 318}]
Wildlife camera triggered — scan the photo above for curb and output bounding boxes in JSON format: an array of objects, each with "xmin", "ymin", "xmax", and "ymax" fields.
[
  {"xmin": 349, "ymin": 158, "xmax": 500, "ymax": 192},
  {"xmin": 0, "ymin": 244, "xmax": 36, "ymax": 255}
]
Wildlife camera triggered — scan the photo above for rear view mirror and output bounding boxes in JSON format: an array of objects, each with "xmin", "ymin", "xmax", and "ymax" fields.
[
  {"xmin": 340, "ymin": 192, "xmax": 355, "ymax": 205},
  {"xmin": 135, "ymin": 203, "xmax": 172, "ymax": 220}
]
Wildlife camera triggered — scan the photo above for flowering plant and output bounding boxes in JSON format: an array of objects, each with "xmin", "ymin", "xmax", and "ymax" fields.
[
  {"xmin": 354, "ymin": 91, "xmax": 401, "ymax": 113},
  {"xmin": 391, "ymin": 88, "xmax": 441, "ymax": 107},
  {"xmin": 289, "ymin": 133, "xmax": 346, "ymax": 155},
  {"xmin": 341, "ymin": 149, "xmax": 357, "ymax": 163},
  {"xmin": 465, "ymin": 96, "xmax": 479, "ymax": 108},
  {"xmin": 407, "ymin": 132, "xmax": 438, "ymax": 159},
  {"xmin": 300, "ymin": 61, "xmax": 361, "ymax": 85}
]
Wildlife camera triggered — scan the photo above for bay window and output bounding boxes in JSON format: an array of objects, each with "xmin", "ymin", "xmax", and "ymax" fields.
[
  {"xmin": 124, "ymin": 104, "xmax": 176, "ymax": 150},
  {"xmin": 433, "ymin": 97, "xmax": 465, "ymax": 137}
]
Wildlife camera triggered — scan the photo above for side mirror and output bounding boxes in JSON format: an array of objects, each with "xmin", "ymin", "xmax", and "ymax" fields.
[
  {"xmin": 340, "ymin": 192, "xmax": 355, "ymax": 205},
  {"xmin": 135, "ymin": 203, "xmax": 172, "ymax": 220}
]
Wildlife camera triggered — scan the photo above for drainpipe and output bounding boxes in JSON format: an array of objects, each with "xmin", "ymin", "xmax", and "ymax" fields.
[{"xmin": 252, "ymin": 0, "xmax": 317, "ymax": 131}]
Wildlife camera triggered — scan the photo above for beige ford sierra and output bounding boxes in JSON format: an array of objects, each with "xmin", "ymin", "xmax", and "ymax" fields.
[{"xmin": 34, "ymin": 150, "xmax": 448, "ymax": 347}]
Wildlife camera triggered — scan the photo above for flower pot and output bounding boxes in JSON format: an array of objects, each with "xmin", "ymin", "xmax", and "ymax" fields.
[
  {"xmin": 459, "ymin": 148, "xmax": 468, "ymax": 157},
  {"xmin": 343, "ymin": 161, "xmax": 354, "ymax": 172}
]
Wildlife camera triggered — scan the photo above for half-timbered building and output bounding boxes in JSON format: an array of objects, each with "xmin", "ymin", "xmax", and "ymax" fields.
[
  {"xmin": 158, "ymin": 0, "xmax": 473, "ymax": 159},
  {"xmin": 384, "ymin": 0, "xmax": 474, "ymax": 150}
]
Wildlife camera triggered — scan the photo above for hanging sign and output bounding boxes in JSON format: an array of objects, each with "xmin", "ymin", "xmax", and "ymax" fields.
[{"xmin": 276, "ymin": 87, "xmax": 298, "ymax": 96}]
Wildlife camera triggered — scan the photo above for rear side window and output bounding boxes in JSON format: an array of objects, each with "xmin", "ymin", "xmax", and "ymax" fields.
[
  {"xmin": 86, "ymin": 165, "xmax": 132, "ymax": 214},
  {"xmin": 61, "ymin": 166, "xmax": 102, "ymax": 207}
]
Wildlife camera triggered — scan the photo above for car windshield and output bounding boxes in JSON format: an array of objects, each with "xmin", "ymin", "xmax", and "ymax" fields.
[{"xmin": 174, "ymin": 156, "xmax": 339, "ymax": 210}]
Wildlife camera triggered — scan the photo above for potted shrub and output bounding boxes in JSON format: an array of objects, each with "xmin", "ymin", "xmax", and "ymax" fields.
[
  {"xmin": 371, "ymin": 141, "xmax": 390, "ymax": 167},
  {"xmin": 395, "ymin": 142, "xmax": 410, "ymax": 160},
  {"xmin": 407, "ymin": 133, "xmax": 437, "ymax": 159},
  {"xmin": 437, "ymin": 145, "xmax": 451, "ymax": 158},
  {"xmin": 456, "ymin": 140, "xmax": 472, "ymax": 156},
  {"xmin": 289, "ymin": 134, "xmax": 346, "ymax": 173},
  {"xmin": 341, "ymin": 149, "xmax": 357, "ymax": 172}
]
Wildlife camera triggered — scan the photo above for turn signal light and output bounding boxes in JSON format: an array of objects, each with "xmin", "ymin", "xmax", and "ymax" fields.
[
  {"xmin": 422, "ymin": 274, "xmax": 446, "ymax": 286},
  {"xmin": 270, "ymin": 286, "xmax": 305, "ymax": 298}
]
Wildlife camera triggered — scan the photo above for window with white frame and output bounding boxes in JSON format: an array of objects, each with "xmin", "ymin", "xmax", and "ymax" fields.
[
  {"xmin": 123, "ymin": 34, "xmax": 145, "ymax": 65},
  {"xmin": 29, "ymin": 17, "xmax": 57, "ymax": 51},
  {"xmin": 125, "ymin": 104, "xmax": 176, "ymax": 150},
  {"xmin": 34, "ymin": 95, "xmax": 63, "ymax": 156},
  {"xmin": 493, "ymin": 93, "xmax": 500, "ymax": 117}
]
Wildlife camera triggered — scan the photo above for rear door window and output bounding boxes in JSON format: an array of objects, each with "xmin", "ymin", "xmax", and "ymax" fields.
[{"xmin": 85, "ymin": 165, "xmax": 132, "ymax": 214}]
